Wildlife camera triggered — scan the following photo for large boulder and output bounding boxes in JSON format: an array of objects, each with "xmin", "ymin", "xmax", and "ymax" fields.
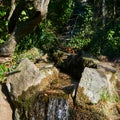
[
  {"xmin": 6, "ymin": 58, "xmax": 59, "ymax": 99},
  {"xmin": 5, "ymin": 58, "xmax": 59, "ymax": 120},
  {"xmin": 77, "ymin": 66, "xmax": 117, "ymax": 104},
  {"xmin": 0, "ymin": 85, "xmax": 13, "ymax": 120}
]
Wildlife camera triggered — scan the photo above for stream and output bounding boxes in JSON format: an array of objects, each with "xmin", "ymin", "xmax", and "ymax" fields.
[{"xmin": 47, "ymin": 98, "xmax": 69, "ymax": 120}]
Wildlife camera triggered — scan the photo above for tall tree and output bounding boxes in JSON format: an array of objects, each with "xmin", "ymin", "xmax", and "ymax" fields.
[{"xmin": 102, "ymin": 0, "xmax": 106, "ymax": 27}]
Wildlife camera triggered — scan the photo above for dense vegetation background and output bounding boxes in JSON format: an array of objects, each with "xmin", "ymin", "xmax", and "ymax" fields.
[{"xmin": 0, "ymin": 0, "xmax": 120, "ymax": 58}]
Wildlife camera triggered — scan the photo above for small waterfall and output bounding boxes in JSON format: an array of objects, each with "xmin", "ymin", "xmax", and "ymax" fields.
[{"xmin": 47, "ymin": 98, "xmax": 69, "ymax": 120}]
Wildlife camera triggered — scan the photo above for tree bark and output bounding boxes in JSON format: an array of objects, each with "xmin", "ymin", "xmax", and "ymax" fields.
[
  {"xmin": 0, "ymin": 0, "xmax": 50, "ymax": 57},
  {"xmin": 8, "ymin": 0, "xmax": 16, "ymax": 21},
  {"xmin": 102, "ymin": 0, "xmax": 106, "ymax": 27}
]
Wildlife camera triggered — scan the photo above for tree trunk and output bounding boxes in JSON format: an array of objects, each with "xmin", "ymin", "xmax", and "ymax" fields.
[
  {"xmin": 102, "ymin": 0, "xmax": 106, "ymax": 27},
  {"xmin": 0, "ymin": 0, "xmax": 50, "ymax": 57}
]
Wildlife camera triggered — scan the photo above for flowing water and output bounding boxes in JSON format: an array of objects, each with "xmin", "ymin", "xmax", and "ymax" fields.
[{"xmin": 47, "ymin": 98, "xmax": 69, "ymax": 120}]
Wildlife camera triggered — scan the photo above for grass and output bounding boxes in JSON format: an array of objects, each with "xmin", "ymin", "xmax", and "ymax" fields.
[
  {"xmin": 0, "ymin": 47, "xmax": 43, "ymax": 83},
  {"xmin": 101, "ymin": 90, "xmax": 120, "ymax": 103},
  {"xmin": 0, "ymin": 64, "xmax": 7, "ymax": 82}
]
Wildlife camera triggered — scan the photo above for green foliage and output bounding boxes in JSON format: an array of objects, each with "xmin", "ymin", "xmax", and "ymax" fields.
[
  {"xmin": 0, "ymin": 64, "xmax": 7, "ymax": 82},
  {"xmin": 101, "ymin": 90, "xmax": 120, "ymax": 103},
  {"xmin": 19, "ymin": 3, "xmax": 34, "ymax": 22},
  {"xmin": 101, "ymin": 90, "xmax": 110, "ymax": 102},
  {"xmin": 0, "ymin": 0, "xmax": 120, "ymax": 59},
  {"xmin": 0, "ymin": 5, "xmax": 9, "ymax": 41},
  {"xmin": 15, "ymin": 47, "xmax": 43, "ymax": 64},
  {"xmin": 68, "ymin": 30, "xmax": 91, "ymax": 49},
  {"xmin": 37, "ymin": 21, "xmax": 57, "ymax": 51},
  {"xmin": 89, "ymin": 26, "xmax": 120, "ymax": 57},
  {"xmin": 48, "ymin": 0, "xmax": 75, "ymax": 32},
  {"xmin": 19, "ymin": 10, "xmax": 29, "ymax": 21},
  {"xmin": 17, "ymin": 0, "xmax": 75, "ymax": 52},
  {"xmin": 16, "ymin": 34, "xmax": 36, "ymax": 51},
  {"xmin": 102, "ymin": 30, "xmax": 120, "ymax": 57},
  {"xmin": 16, "ymin": 20, "xmax": 57, "ymax": 52},
  {"xmin": 68, "ymin": 4, "xmax": 93, "ymax": 49},
  {"xmin": 0, "ymin": 39, "xmax": 5, "ymax": 44}
]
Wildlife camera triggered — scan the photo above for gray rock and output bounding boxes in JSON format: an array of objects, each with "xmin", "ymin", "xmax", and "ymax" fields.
[
  {"xmin": 0, "ymin": 85, "xmax": 13, "ymax": 120},
  {"xmin": 77, "ymin": 67, "xmax": 117, "ymax": 104},
  {"xmin": 6, "ymin": 58, "xmax": 59, "ymax": 99}
]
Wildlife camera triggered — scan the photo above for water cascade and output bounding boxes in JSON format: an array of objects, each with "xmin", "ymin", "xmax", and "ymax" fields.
[{"xmin": 47, "ymin": 98, "xmax": 69, "ymax": 120}]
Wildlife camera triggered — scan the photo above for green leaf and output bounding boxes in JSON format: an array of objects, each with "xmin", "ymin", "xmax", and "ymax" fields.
[
  {"xmin": 21, "ymin": 11, "xmax": 26, "ymax": 15},
  {"xmin": 0, "ymin": 39, "xmax": 4, "ymax": 43}
]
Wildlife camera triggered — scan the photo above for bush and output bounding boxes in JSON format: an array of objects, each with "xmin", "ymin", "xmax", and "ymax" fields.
[
  {"xmin": 16, "ymin": 20, "xmax": 57, "ymax": 52},
  {"xmin": 102, "ymin": 30, "xmax": 120, "ymax": 57}
]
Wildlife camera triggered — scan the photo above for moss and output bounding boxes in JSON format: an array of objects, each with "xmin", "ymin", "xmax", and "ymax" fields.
[
  {"xmin": 15, "ymin": 92, "xmax": 37, "ymax": 119},
  {"xmin": 69, "ymin": 102, "xmax": 108, "ymax": 120},
  {"xmin": 74, "ymin": 87, "xmax": 109, "ymax": 120},
  {"xmin": 15, "ymin": 84, "xmax": 70, "ymax": 119},
  {"xmin": 76, "ymin": 87, "xmax": 91, "ymax": 104},
  {"xmin": 82, "ymin": 57, "xmax": 99, "ymax": 68}
]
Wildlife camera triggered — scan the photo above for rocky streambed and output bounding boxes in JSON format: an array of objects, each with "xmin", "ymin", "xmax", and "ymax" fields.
[{"xmin": 0, "ymin": 49, "xmax": 120, "ymax": 120}]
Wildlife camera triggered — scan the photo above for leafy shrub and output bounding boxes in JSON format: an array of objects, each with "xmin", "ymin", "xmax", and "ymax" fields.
[
  {"xmin": 0, "ymin": 4, "xmax": 9, "ymax": 42},
  {"xmin": 16, "ymin": 20, "xmax": 57, "ymax": 52},
  {"xmin": 102, "ymin": 30, "xmax": 120, "ymax": 57},
  {"xmin": 67, "ymin": 4, "xmax": 93, "ymax": 50},
  {"xmin": 48, "ymin": 0, "xmax": 75, "ymax": 32},
  {"xmin": 68, "ymin": 29, "xmax": 91, "ymax": 49}
]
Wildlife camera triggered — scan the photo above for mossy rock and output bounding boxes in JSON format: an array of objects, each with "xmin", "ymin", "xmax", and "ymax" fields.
[{"xmin": 15, "ymin": 85, "xmax": 70, "ymax": 120}]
